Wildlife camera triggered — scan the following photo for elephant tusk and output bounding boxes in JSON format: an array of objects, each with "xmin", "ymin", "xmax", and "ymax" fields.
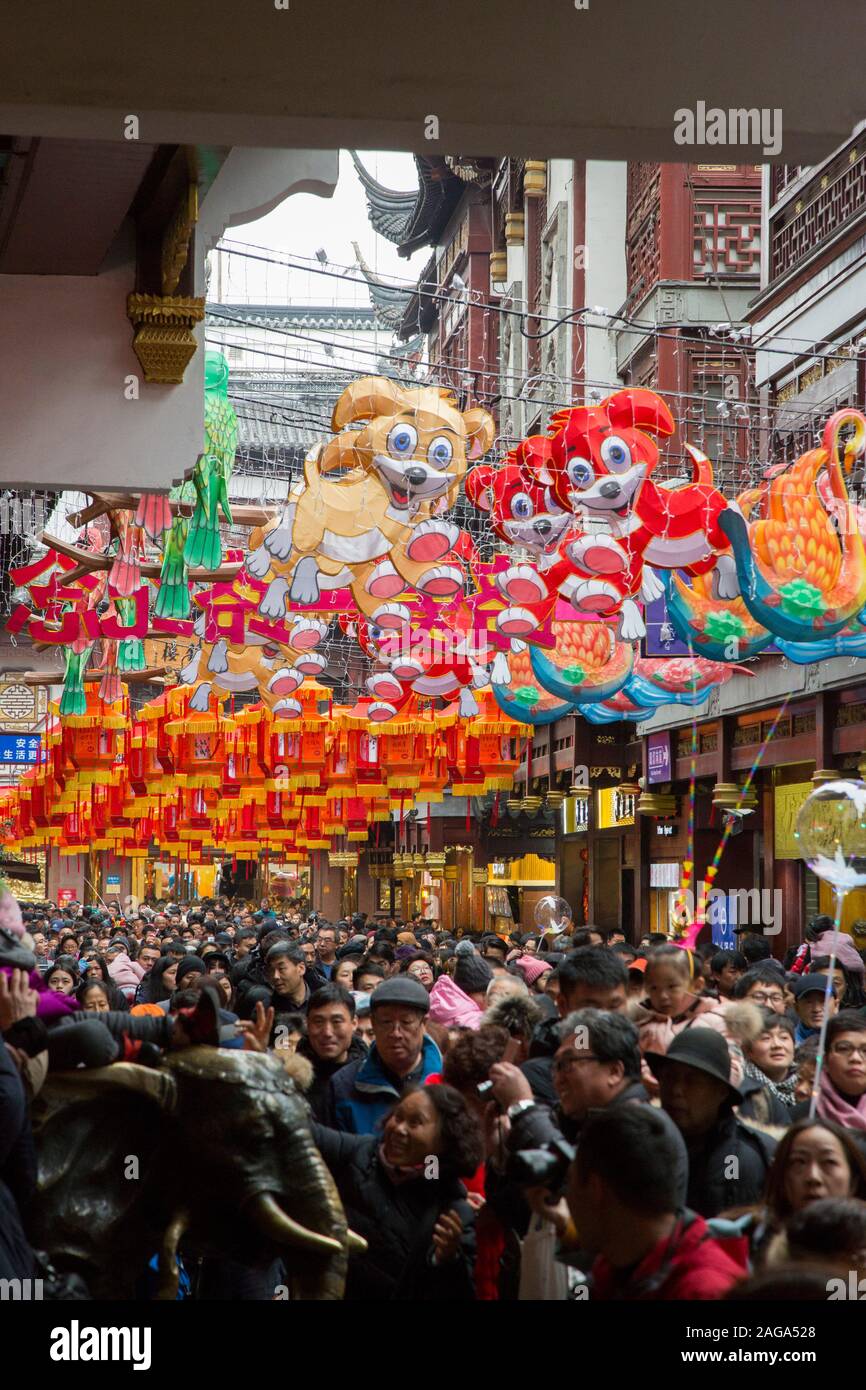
[
  {"xmin": 250, "ymin": 1192, "xmax": 343, "ymax": 1256},
  {"xmin": 347, "ymin": 1229, "xmax": 368, "ymax": 1254},
  {"xmin": 156, "ymin": 1209, "xmax": 189, "ymax": 1300}
]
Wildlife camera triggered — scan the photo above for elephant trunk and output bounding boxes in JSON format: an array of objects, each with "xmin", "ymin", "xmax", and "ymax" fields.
[{"xmin": 246, "ymin": 1132, "xmax": 350, "ymax": 1300}]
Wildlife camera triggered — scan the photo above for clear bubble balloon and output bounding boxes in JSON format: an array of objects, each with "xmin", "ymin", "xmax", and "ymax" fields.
[
  {"xmin": 534, "ymin": 895, "xmax": 573, "ymax": 934},
  {"xmin": 796, "ymin": 779, "xmax": 866, "ymax": 891}
]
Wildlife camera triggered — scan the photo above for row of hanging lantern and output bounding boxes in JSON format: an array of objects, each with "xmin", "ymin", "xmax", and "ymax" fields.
[{"xmin": 0, "ymin": 684, "xmax": 529, "ymax": 863}]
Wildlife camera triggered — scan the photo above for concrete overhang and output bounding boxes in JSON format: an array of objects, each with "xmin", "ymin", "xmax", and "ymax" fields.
[{"xmin": 0, "ymin": 0, "xmax": 862, "ymax": 164}]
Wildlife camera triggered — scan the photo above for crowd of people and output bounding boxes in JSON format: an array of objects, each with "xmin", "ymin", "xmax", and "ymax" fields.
[{"xmin": 2, "ymin": 888, "xmax": 866, "ymax": 1301}]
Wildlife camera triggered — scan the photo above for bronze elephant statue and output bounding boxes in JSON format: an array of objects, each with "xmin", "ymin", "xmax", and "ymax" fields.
[{"xmin": 26, "ymin": 1047, "xmax": 361, "ymax": 1299}]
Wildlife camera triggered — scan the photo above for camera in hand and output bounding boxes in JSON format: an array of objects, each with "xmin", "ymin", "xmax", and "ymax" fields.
[{"xmin": 506, "ymin": 1135, "xmax": 575, "ymax": 1189}]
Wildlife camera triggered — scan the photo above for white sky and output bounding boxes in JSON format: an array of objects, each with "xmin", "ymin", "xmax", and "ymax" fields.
[{"xmin": 212, "ymin": 150, "xmax": 431, "ymax": 309}]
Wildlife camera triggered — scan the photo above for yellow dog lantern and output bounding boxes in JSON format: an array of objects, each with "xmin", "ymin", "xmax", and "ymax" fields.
[{"xmin": 247, "ymin": 377, "xmax": 495, "ymax": 631}]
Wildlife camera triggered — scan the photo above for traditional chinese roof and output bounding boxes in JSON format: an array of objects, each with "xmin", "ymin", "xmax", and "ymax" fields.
[
  {"xmin": 350, "ymin": 241, "xmax": 412, "ymax": 328},
  {"xmin": 349, "ymin": 152, "xmax": 467, "ymax": 258},
  {"xmin": 396, "ymin": 255, "xmax": 439, "ymax": 341},
  {"xmin": 228, "ymin": 371, "xmax": 350, "ymax": 454},
  {"xmin": 207, "ymin": 303, "xmax": 381, "ymax": 333}
]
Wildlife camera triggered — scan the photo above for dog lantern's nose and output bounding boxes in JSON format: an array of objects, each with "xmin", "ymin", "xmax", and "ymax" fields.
[
  {"xmin": 600, "ymin": 480, "xmax": 621, "ymax": 500},
  {"xmin": 406, "ymin": 467, "xmax": 428, "ymax": 488},
  {"xmin": 534, "ymin": 518, "xmax": 552, "ymax": 537}
]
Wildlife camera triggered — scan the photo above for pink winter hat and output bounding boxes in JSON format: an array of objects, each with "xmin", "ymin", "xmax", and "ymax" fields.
[
  {"xmin": 0, "ymin": 887, "xmax": 25, "ymax": 938},
  {"xmin": 513, "ymin": 954, "xmax": 553, "ymax": 987}
]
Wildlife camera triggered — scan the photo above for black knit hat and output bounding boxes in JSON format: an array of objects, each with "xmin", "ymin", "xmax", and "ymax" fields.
[
  {"xmin": 176, "ymin": 954, "xmax": 206, "ymax": 983},
  {"xmin": 453, "ymin": 942, "xmax": 494, "ymax": 995}
]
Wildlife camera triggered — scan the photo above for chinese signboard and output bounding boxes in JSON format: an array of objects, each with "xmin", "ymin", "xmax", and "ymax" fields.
[
  {"xmin": 0, "ymin": 733, "xmax": 42, "ymax": 764},
  {"xmin": 774, "ymin": 781, "xmax": 813, "ymax": 859},
  {"xmin": 647, "ymin": 731, "xmax": 671, "ymax": 784}
]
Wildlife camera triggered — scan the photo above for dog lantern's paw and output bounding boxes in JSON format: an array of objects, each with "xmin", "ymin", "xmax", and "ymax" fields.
[
  {"xmin": 289, "ymin": 617, "xmax": 328, "ymax": 651},
  {"xmin": 207, "ymin": 639, "xmax": 229, "ymax": 675},
  {"xmin": 259, "ymin": 576, "xmax": 290, "ymax": 620},
  {"xmin": 188, "ymin": 681, "xmax": 213, "ymax": 712},
  {"xmin": 288, "ymin": 557, "xmax": 321, "ymax": 606},
  {"xmin": 496, "ymin": 565, "xmax": 548, "ymax": 606},
  {"xmin": 569, "ymin": 578, "xmax": 621, "ymax": 617},
  {"xmin": 272, "ymin": 697, "xmax": 303, "ymax": 720},
  {"xmin": 495, "ymin": 607, "xmax": 540, "ymax": 639},
  {"xmin": 618, "ymin": 598, "xmax": 646, "ymax": 642},
  {"xmin": 179, "ymin": 649, "xmax": 202, "ymax": 685},
  {"xmin": 365, "ymin": 560, "xmax": 405, "ymax": 600},
  {"xmin": 366, "ymin": 671, "xmax": 405, "ymax": 702},
  {"xmin": 371, "ymin": 602, "xmax": 411, "ymax": 632},
  {"xmin": 246, "ymin": 544, "xmax": 272, "ymax": 580},
  {"xmin": 405, "ymin": 520, "xmax": 459, "ymax": 564},
  {"xmin": 267, "ymin": 667, "xmax": 303, "ymax": 698},
  {"xmin": 567, "ymin": 534, "xmax": 627, "ymax": 577},
  {"xmin": 712, "ymin": 554, "xmax": 740, "ymax": 600},
  {"xmin": 640, "ymin": 565, "xmax": 665, "ymax": 603},
  {"xmin": 292, "ymin": 650, "xmax": 328, "ymax": 678},
  {"xmin": 416, "ymin": 565, "xmax": 463, "ymax": 598},
  {"xmin": 263, "ymin": 504, "xmax": 296, "ymax": 561}
]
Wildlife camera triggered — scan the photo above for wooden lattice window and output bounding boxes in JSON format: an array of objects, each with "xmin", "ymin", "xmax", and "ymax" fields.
[
  {"xmin": 771, "ymin": 146, "xmax": 866, "ymax": 281},
  {"xmin": 525, "ymin": 189, "xmax": 547, "ymax": 376},
  {"xmin": 693, "ymin": 192, "xmax": 761, "ymax": 276},
  {"xmin": 626, "ymin": 162, "xmax": 661, "ymax": 300}
]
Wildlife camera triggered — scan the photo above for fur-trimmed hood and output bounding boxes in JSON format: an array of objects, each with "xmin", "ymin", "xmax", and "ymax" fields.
[{"xmin": 483, "ymin": 991, "xmax": 545, "ymax": 1038}]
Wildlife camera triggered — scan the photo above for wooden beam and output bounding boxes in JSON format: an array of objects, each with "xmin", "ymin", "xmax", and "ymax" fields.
[
  {"xmin": 67, "ymin": 497, "xmax": 279, "ymax": 529},
  {"xmin": 40, "ymin": 532, "xmax": 242, "ymax": 581}
]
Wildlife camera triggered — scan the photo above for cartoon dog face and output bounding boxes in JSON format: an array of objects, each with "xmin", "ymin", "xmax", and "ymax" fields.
[
  {"xmin": 547, "ymin": 388, "xmax": 674, "ymax": 518},
  {"xmin": 324, "ymin": 378, "xmax": 495, "ymax": 517},
  {"xmin": 465, "ymin": 437, "xmax": 569, "ymax": 554}
]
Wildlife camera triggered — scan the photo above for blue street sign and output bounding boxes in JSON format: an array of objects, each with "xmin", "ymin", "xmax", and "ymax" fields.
[{"xmin": 0, "ymin": 733, "xmax": 43, "ymax": 765}]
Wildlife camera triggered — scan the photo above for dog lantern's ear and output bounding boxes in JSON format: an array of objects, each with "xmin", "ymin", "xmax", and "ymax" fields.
[
  {"xmin": 464, "ymin": 464, "xmax": 497, "ymax": 511},
  {"xmin": 331, "ymin": 377, "xmax": 406, "ymax": 431},
  {"xmin": 604, "ymin": 388, "xmax": 675, "ymax": 439},
  {"xmin": 462, "ymin": 407, "xmax": 496, "ymax": 461},
  {"xmin": 515, "ymin": 435, "xmax": 556, "ymax": 486}
]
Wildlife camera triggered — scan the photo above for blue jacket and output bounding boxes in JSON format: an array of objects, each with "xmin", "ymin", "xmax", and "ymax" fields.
[{"xmin": 330, "ymin": 1034, "xmax": 443, "ymax": 1135}]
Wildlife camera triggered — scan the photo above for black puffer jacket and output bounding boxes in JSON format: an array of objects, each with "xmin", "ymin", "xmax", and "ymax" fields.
[
  {"xmin": 683, "ymin": 1109, "xmax": 777, "ymax": 1218},
  {"xmin": 231, "ymin": 950, "xmax": 325, "ymax": 1019},
  {"xmin": 310, "ymin": 1123, "xmax": 476, "ymax": 1301},
  {"xmin": 297, "ymin": 1033, "xmax": 368, "ymax": 1123}
]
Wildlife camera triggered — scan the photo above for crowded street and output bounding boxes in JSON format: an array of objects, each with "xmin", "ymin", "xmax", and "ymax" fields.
[{"xmin": 1, "ymin": 0, "xmax": 866, "ymax": 1369}]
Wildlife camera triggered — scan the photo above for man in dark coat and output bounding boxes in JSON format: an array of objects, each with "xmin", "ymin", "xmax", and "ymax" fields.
[
  {"xmin": 647, "ymin": 1029, "xmax": 776, "ymax": 1219},
  {"xmin": 487, "ymin": 1009, "xmax": 688, "ymax": 1231},
  {"xmin": 519, "ymin": 949, "xmax": 631, "ymax": 1107},
  {"xmin": 297, "ymin": 983, "xmax": 368, "ymax": 1122},
  {"xmin": 329, "ymin": 977, "xmax": 441, "ymax": 1134}
]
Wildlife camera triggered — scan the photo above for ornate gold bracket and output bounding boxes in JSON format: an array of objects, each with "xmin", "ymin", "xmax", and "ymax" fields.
[
  {"xmin": 126, "ymin": 292, "xmax": 205, "ymax": 385},
  {"xmin": 127, "ymin": 175, "xmax": 203, "ymax": 384},
  {"xmin": 161, "ymin": 184, "xmax": 198, "ymax": 296}
]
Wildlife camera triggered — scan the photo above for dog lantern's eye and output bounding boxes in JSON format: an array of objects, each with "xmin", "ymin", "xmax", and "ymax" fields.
[
  {"xmin": 600, "ymin": 436, "xmax": 632, "ymax": 473},
  {"xmin": 510, "ymin": 491, "xmax": 534, "ymax": 520},
  {"xmin": 567, "ymin": 457, "xmax": 594, "ymax": 489},
  {"xmin": 387, "ymin": 423, "xmax": 418, "ymax": 457},
  {"xmin": 427, "ymin": 435, "xmax": 453, "ymax": 469}
]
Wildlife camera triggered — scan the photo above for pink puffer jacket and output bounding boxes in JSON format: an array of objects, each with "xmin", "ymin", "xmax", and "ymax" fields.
[
  {"xmin": 637, "ymin": 994, "xmax": 744, "ymax": 1086},
  {"xmin": 107, "ymin": 952, "xmax": 146, "ymax": 990},
  {"xmin": 428, "ymin": 974, "xmax": 483, "ymax": 1030}
]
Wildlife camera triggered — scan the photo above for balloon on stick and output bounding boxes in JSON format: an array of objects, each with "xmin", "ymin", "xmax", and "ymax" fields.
[
  {"xmin": 534, "ymin": 894, "xmax": 573, "ymax": 939},
  {"xmin": 796, "ymin": 779, "xmax": 866, "ymax": 1119}
]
